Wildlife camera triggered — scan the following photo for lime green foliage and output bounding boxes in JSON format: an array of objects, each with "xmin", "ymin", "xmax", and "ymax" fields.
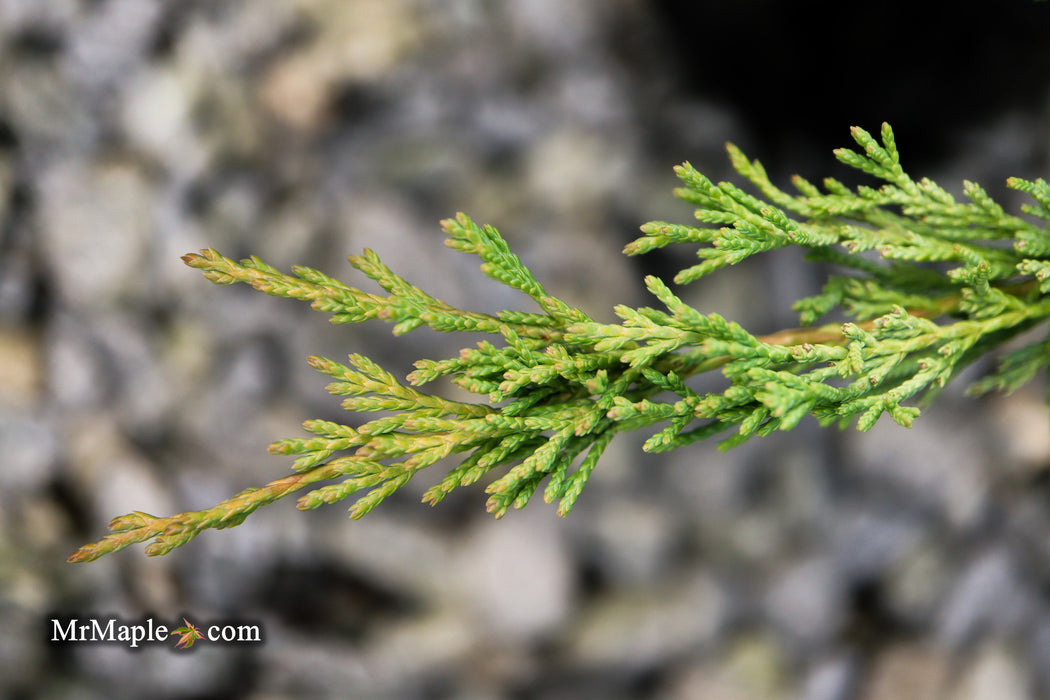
[{"xmin": 70, "ymin": 123, "xmax": 1050, "ymax": 562}]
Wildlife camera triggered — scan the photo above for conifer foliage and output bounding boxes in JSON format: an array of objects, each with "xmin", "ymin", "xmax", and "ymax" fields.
[{"xmin": 71, "ymin": 123, "xmax": 1050, "ymax": 562}]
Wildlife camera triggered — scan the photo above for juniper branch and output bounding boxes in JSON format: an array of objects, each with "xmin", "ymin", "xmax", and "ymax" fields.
[{"xmin": 71, "ymin": 123, "xmax": 1050, "ymax": 562}]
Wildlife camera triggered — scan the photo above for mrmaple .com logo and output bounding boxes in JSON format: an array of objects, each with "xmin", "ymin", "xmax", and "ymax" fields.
[{"xmin": 49, "ymin": 616, "xmax": 263, "ymax": 650}]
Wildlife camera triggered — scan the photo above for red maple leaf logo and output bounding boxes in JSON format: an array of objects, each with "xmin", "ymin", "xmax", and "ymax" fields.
[{"xmin": 170, "ymin": 619, "xmax": 203, "ymax": 649}]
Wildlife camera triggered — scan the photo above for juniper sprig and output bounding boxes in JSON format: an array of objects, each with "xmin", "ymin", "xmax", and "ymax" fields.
[{"xmin": 70, "ymin": 123, "xmax": 1050, "ymax": 562}]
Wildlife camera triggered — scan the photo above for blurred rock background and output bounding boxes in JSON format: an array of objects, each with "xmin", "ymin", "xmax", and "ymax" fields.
[{"xmin": 1, "ymin": 1, "xmax": 1049, "ymax": 698}]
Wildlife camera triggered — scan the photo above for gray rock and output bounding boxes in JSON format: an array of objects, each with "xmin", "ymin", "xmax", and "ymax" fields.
[
  {"xmin": 4, "ymin": 1, "xmax": 1050, "ymax": 697},
  {"xmin": 847, "ymin": 403, "xmax": 991, "ymax": 530},
  {"xmin": 829, "ymin": 506, "xmax": 922, "ymax": 583},
  {"xmin": 937, "ymin": 548, "xmax": 1034, "ymax": 648},
  {"xmin": 451, "ymin": 507, "xmax": 575, "ymax": 642},
  {"xmin": 576, "ymin": 495, "xmax": 680, "ymax": 586},
  {"xmin": 660, "ymin": 632, "xmax": 791, "ymax": 700},
  {"xmin": 62, "ymin": 0, "xmax": 162, "ymax": 95},
  {"xmin": 0, "ymin": 409, "xmax": 57, "ymax": 497},
  {"xmin": 861, "ymin": 644, "xmax": 952, "ymax": 700},
  {"xmin": 800, "ymin": 653, "xmax": 859, "ymax": 700},
  {"xmin": 566, "ymin": 570, "xmax": 726, "ymax": 671},
  {"xmin": 763, "ymin": 556, "xmax": 845, "ymax": 653},
  {"xmin": 948, "ymin": 640, "xmax": 1032, "ymax": 700},
  {"xmin": 36, "ymin": 159, "xmax": 153, "ymax": 310},
  {"xmin": 883, "ymin": 540, "xmax": 954, "ymax": 627},
  {"xmin": 44, "ymin": 312, "xmax": 113, "ymax": 410},
  {"xmin": 65, "ymin": 414, "xmax": 173, "ymax": 526}
]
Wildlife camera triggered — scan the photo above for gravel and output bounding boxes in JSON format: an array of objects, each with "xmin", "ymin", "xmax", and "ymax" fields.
[{"xmin": 2, "ymin": 1, "xmax": 1049, "ymax": 697}]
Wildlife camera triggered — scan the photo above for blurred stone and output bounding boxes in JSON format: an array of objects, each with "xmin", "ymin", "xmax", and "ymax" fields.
[
  {"xmin": 800, "ymin": 653, "xmax": 859, "ymax": 700},
  {"xmin": 848, "ymin": 405, "xmax": 990, "ymax": 529},
  {"xmin": 989, "ymin": 392, "xmax": 1050, "ymax": 478},
  {"xmin": 664, "ymin": 443, "xmax": 751, "ymax": 548},
  {"xmin": 663, "ymin": 632, "xmax": 791, "ymax": 700},
  {"xmin": 19, "ymin": 498, "xmax": 71, "ymax": 555},
  {"xmin": 0, "ymin": 53, "xmax": 87, "ymax": 148},
  {"xmin": 860, "ymin": 644, "xmax": 951, "ymax": 700},
  {"xmin": 66, "ymin": 414, "xmax": 173, "ymax": 525},
  {"xmin": 721, "ymin": 633, "xmax": 792, "ymax": 700},
  {"xmin": 567, "ymin": 570, "xmax": 725, "ymax": 671},
  {"xmin": 4, "ymin": 1, "xmax": 1050, "ymax": 697},
  {"xmin": 258, "ymin": 51, "xmax": 334, "ymax": 133},
  {"xmin": 948, "ymin": 640, "xmax": 1031, "ymax": 700},
  {"xmin": 256, "ymin": 629, "xmax": 371, "ymax": 697},
  {"xmin": 937, "ymin": 548, "xmax": 1033, "ymax": 648},
  {"xmin": 0, "ymin": 0, "xmax": 78, "ymax": 34},
  {"xmin": 2, "ymin": 560, "xmax": 51, "ymax": 613},
  {"xmin": 121, "ymin": 66, "xmax": 206, "ymax": 176},
  {"xmin": 94, "ymin": 314, "xmax": 176, "ymax": 437},
  {"xmin": 72, "ymin": 643, "xmax": 233, "ymax": 699},
  {"xmin": 170, "ymin": 22, "xmax": 266, "ymax": 164},
  {"xmin": 0, "ymin": 327, "xmax": 44, "ymax": 407},
  {"xmin": 312, "ymin": 511, "xmax": 455, "ymax": 602},
  {"xmin": 45, "ymin": 310, "xmax": 184, "ymax": 440},
  {"xmin": 453, "ymin": 507, "xmax": 574, "ymax": 642},
  {"xmin": 524, "ymin": 126, "xmax": 631, "ymax": 217},
  {"xmin": 763, "ymin": 556, "xmax": 845, "ymax": 652},
  {"xmin": 45, "ymin": 312, "xmax": 112, "ymax": 410},
  {"xmin": 829, "ymin": 506, "xmax": 921, "ymax": 583},
  {"xmin": 726, "ymin": 511, "xmax": 791, "ymax": 567},
  {"xmin": 1030, "ymin": 620, "xmax": 1050, "ymax": 694},
  {"xmin": 62, "ymin": 0, "xmax": 161, "ymax": 92},
  {"xmin": 0, "ymin": 157, "xmax": 13, "ymax": 233},
  {"xmin": 253, "ymin": 192, "xmax": 328, "ymax": 267},
  {"xmin": 0, "ymin": 602, "xmax": 46, "ymax": 692},
  {"xmin": 337, "ymin": 194, "xmax": 475, "ymax": 312},
  {"xmin": 0, "ymin": 249, "xmax": 36, "ymax": 322},
  {"xmin": 0, "ymin": 409, "xmax": 57, "ymax": 500},
  {"xmin": 259, "ymin": 0, "xmax": 422, "ymax": 131},
  {"xmin": 37, "ymin": 159, "xmax": 153, "ymax": 310},
  {"xmin": 359, "ymin": 608, "xmax": 477, "ymax": 692},
  {"xmin": 883, "ymin": 540, "xmax": 953, "ymax": 627},
  {"xmin": 505, "ymin": 0, "xmax": 597, "ymax": 55},
  {"xmin": 579, "ymin": 495, "xmax": 678, "ymax": 586},
  {"xmin": 527, "ymin": 223, "xmax": 643, "ymax": 320}
]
